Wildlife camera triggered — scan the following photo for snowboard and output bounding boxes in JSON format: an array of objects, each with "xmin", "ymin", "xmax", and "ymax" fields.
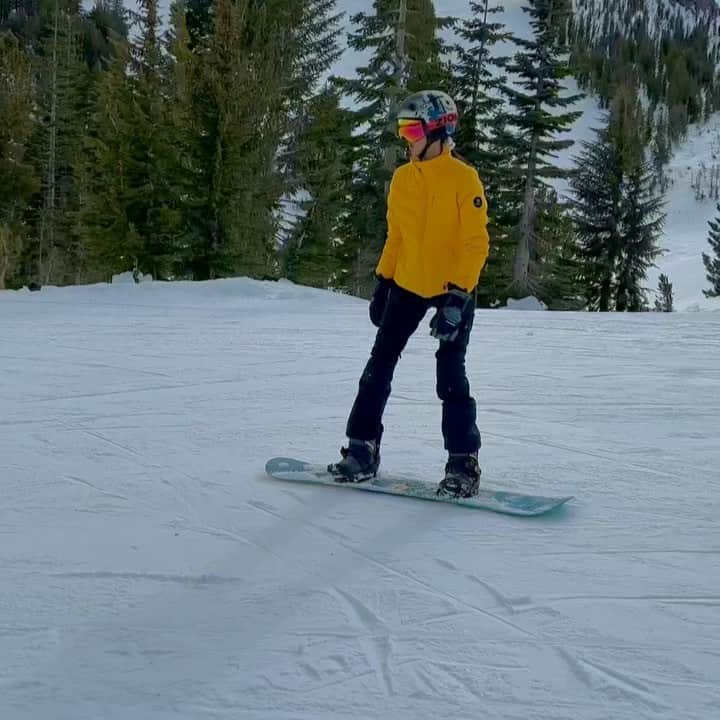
[{"xmin": 265, "ymin": 457, "xmax": 573, "ymax": 517}]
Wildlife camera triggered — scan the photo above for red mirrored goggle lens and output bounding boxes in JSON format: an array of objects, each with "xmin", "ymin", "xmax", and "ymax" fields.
[{"xmin": 397, "ymin": 119, "xmax": 426, "ymax": 143}]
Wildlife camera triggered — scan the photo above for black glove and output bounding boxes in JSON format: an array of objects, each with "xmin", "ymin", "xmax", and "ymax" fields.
[
  {"xmin": 430, "ymin": 287, "xmax": 472, "ymax": 342},
  {"xmin": 369, "ymin": 277, "xmax": 392, "ymax": 327}
]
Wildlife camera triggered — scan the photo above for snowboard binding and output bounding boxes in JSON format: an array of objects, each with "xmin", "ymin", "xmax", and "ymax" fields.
[
  {"xmin": 328, "ymin": 439, "xmax": 379, "ymax": 484},
  {"xmin": 437, "ymin": 454, "xmax": 481, "ymax": 498}
]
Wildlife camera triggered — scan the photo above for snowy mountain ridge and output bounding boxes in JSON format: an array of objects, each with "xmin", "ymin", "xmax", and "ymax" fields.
[
  {"xmin": 574, "ymin": 0, "xmax": 720, "ymax": 65},
  {"xmin": 575, "ymin": 0, "xmax": 720, "ymax": 32},
  {"xmin": 568, "ymin": 0, "xmax": 720, "ymax": 308}
]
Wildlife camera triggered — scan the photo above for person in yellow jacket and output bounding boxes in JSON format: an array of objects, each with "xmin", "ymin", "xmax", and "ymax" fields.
[{"xmin": 329, "ymin": 90, "xmax": 490, "ymax": 498}]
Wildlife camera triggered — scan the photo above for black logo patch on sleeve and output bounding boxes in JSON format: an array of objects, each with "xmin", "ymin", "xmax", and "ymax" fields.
[{"xmin": 473, "ymin": 196, "xmax": 484, "ymax": 208}]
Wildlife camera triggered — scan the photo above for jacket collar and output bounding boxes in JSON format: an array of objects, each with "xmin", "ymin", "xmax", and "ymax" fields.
[{"xmin": 410, "ymin": 144, "xmax": 452, "ymax": 164}]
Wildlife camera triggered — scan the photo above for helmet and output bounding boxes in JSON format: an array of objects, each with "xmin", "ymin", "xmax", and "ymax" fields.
[{"xmin": 396, "ymin": 90, "xmax": 459, "ymax": 144}]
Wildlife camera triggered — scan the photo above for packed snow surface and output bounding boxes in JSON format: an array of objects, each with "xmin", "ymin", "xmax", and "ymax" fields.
[{"xmin": 1, "ymin": 278, "xmax": 719, "ymax": 719}]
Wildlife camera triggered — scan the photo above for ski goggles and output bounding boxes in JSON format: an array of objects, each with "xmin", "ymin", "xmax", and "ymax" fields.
[
  {"xmin": 397, "ymin": 118, "xmax": 426, "ymax": 143},
  {"xmin": 397, "ymin": 113, "xmax": 459, "ymax": 143}
]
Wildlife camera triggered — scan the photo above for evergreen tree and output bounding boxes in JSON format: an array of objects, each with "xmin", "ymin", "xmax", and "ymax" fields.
[
  {"xmin": 608, "ymin": 80, "xmax": 650, "ymax": 175},
  {"xmin": 654, "ymin": 273, "xmax": 674, "ymax": 312},
  {"xmin": 570, "ymin": 114, "xmax": 665, "ymax": 312},
  {"xmin": 284, "ymin": 88, "xmax": 354, "ymax": 289},
  {"xmin": 25, "ymin": 0, "xmax": 94, "ymax": 286},
  {"xmin": 614, "ymin": 160, "xmax": 664, "ymax": 312},
  {"xmin": 83, "ymin": 0, "xmax": 129, "ymax": 71},
  {"xmin": 180, "ymin": 0, "xmax": 337, "ymax": 280},
  {"xmin": 1, "ymin": 0, "xmax": 128, "ymax": 285},
  {"xmin": 78, "ymin": 37, "xmax": 140, "ymax": 277},
  {"xmin": 501, "ymin": 0, "xmax": 582, "ymax": 298},
  {"xmin": 702, "ymin": 203, "xmax": 720, "ymax": 298},
  {"xmin": 536, "ymin": 190, "xmax": 584, "ymax": 309},
  {"xmin": 452, "ymin": 0, "xmax": 511, "ymax": 174},
  {"xmin": 570, "ymin": 123, "xmax": 622, "ymax": 311},
  {"xmin": 277, "ymin": 0, "xmax": 344, "ymax": 288},
  {"xmin": 262, "ymin": 0, "xmax": 344, "ymax": 280},
  {"xmin": 0, "ymin": 31, "xmax": 39, "ymax": 289},
  {"xmin": 184, "ymin": 0, "xmax": 212, "ymax": 48},
  {"xmin": 1, "ymin": 0, "xmax": 40, "ymax": 40},
  {"xmin": 336, "ymin": 0, "xmax": 452, "ymax": 296},
  {"xmin": 285, "ymin": 1, "xmax": 343, "ymax": 109},
  {"xmin": 451, "ymin": 1, "xmax": 521, "ymax": 307},
  {"xmin": 649, "ymin": 110, "xmax": 671, "ymax": 192},
  {"xmin": 131, "ymin": 0, "xmax": 192, "ymax": 278},
  {"xmin": 80, "ymin": 0, "xmax": 185, "ymax": 279},
  {"xmin": 163, "ymin": 0, "xmax": 211, "ymax": 277}
]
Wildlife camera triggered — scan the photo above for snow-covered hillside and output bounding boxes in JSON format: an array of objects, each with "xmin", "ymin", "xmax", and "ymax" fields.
[
  {"xmin": 2, "ymin": 278, "xmax": 720, "ymax": 719},
  {"xmin": 574, "ymin": 0, "xmax": 720, "ymax": 60},
  {"xmin": 556, "ymin": 99, "xmax": 720, "ymax": 311},
  {"xmin": 649, "ymin": 114, "xmax": 720, "ymax": 310}
]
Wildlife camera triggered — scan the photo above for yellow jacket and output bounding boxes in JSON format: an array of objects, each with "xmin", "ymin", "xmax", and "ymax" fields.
[{"xmin": 376, "ymin": 146, "xmax": 490, "ymax": 298}]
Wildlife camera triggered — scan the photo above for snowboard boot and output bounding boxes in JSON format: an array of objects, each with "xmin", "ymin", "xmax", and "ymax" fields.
[
  {"xmin": 328, "ymin": 439, "xmax": 380, "ymax": 483},
  {"xmin": 437, "ymin": 453, "xmax": 481, "ymax": 498}
]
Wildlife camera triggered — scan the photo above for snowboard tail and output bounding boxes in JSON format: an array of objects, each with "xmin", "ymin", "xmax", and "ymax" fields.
[{"xmin": 265, "ymin": 457, "xmax": 573, "ymax": 517}]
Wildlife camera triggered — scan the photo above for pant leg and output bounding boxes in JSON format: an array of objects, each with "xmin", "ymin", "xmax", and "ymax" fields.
[
  {"xmin": 346, "ymin": 285, "xmax": 428, "ymax": 443},
  {"xmin": 435, "ymin": 300, "xmax": 481, "ymax": 454}
]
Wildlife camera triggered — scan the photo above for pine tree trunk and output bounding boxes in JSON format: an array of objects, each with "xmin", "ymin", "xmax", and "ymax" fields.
[
  {"xmin": 41, "ymin": 0, "xmax": 60, "ymax": 285},
  {"xmin": 383, "ymin": 0, "xmax": 407, "ymax": 192},
  {"xmin": 615, "ymin": 287, "xmax": 626, "ymax": 312},
  {"xmin": 513, "ymin": 133, "xmax": 539, "ymax": 294},
  {"xmin": 598, "ymin": 243, "xmax": 617, "ymax": 312},
  {"xmin": 599, "ymin": 252, "xmax": 614, "ymax": 311},
  {"xmin": 469, "ymin": 0, "xmax": 490, "ymax": 118},
  {"xmin": 511, "ymin": 0, "xmax": 564, "ymax": 298},
  {"xmin": 599, "ymin": 281, "xmax": 610, "ymax": 311},
  {"xmin": 0, "ymin": 227, "xmax": 9, "ymax": 290}
]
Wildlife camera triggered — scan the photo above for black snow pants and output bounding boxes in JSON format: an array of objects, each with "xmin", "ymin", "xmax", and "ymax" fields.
[{"xmin": 346, "ymin": 283, "xmax": 481, "ymax": 455}]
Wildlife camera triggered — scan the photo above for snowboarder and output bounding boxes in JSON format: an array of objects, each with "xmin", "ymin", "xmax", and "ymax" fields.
[{"xmin": 329, "ymin": 90, "xmax": 490, "ymax": 498}]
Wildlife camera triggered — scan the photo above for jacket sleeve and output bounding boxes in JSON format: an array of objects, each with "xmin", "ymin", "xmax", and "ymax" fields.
[
  {"xmin": 450, "ymin": 172, "xmax": 490, "ymax": 292},
  {"xmin": 375, "ymin": 171, "xmax": 402, "ymax": 280}
]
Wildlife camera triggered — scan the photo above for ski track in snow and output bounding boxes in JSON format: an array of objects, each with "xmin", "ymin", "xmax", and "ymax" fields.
[{"xmin": 2, "ymin": 278, "xmax": 720, "ymax": 719}]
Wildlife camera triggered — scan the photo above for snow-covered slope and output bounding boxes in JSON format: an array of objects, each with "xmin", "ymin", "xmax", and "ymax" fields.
[
  {"xmin": 574, "ymin": 0, "xmax": 720, "ymax": 61},
  {"xmin": 650, "ymin": 115, "xmax": 720, "ymax": 310},
  {"xmin": 556, "ymin": 102, "xmax": 720, "ymax": 311},
  {"xmin": 2, "ymin": 278, "xmax": 720, "ymax": 719}
]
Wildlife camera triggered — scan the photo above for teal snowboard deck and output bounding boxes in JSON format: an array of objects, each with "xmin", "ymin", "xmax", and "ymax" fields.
[{"xmin": 265, "ymin": 457, "xmax": 573, "ymax": 517}]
